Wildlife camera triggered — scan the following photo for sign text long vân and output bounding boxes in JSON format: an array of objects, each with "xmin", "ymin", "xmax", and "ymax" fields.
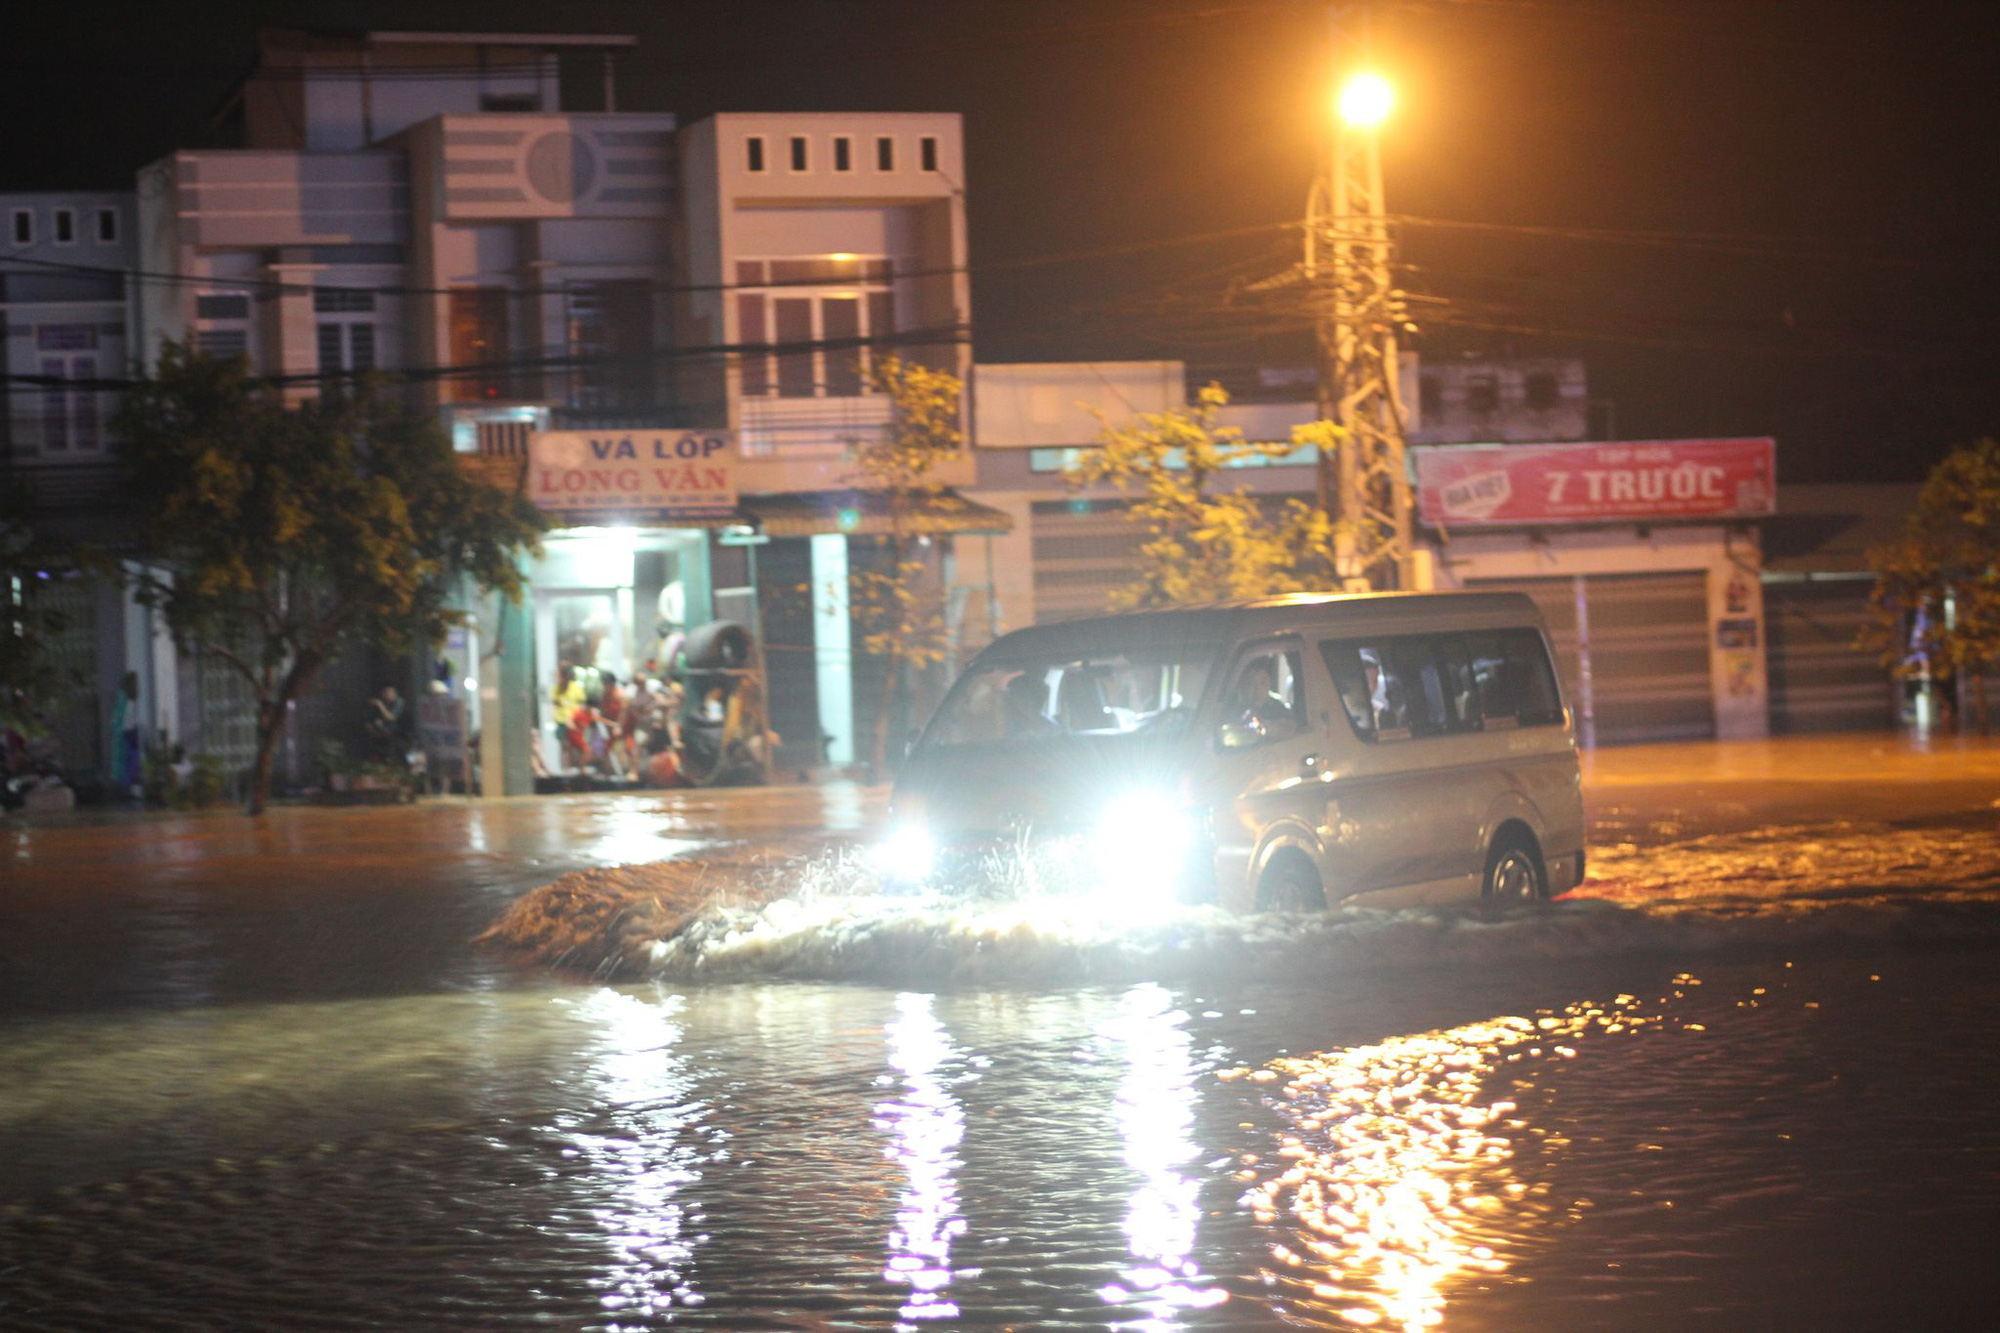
[{"xmin": 528, "ymin": 430, "xmax": 737, "ymax": 520}]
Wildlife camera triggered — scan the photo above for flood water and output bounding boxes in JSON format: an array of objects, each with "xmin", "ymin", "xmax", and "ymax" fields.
[{"xmin": 5, "ymin": 778, "xmax": 2000, "ymax": 1329}]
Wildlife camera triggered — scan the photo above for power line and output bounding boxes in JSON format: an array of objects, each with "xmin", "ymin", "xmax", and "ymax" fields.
[
  {"xmin": 0, "ymin": 218, "xmax": 1298, "ymax": 301},
  {"xmin": 1390, "ymin": 215, "xmax": 2000, "ymax": 273},
  {"xmin": 0, "ymin": 323, "xmax": 972, "ymax": 397}
]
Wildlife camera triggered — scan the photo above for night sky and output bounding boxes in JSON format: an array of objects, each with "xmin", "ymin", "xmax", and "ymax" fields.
[{"xmin": 11, "ymin": 0, "xmax": 1999, "ymax": 482}]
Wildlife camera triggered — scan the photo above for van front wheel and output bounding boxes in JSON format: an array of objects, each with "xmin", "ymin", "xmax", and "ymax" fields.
[
  {"xmin": 1482, "ymin": 831, "xmax": 1547, "ymax": 904},
  {"xmin": 1257, "ymin": 854, "xmax": 1327, "ymax": 913}
]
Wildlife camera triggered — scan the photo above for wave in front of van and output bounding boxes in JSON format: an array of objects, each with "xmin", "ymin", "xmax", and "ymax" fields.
[{"xmin": 636, "ymin": 879, "xmax": 2000, "ymax": 990}]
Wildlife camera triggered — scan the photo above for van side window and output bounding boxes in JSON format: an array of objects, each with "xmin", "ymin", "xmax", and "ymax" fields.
[
  {"xmin": 1218, "ymin": 646, "xmax": 1304, "ymax": 749},
  {"xmin": 1465, "ymin": 629, "xmax": 1564, "ymax": 728},
  {"xmin": 1320, "ymin": 635, "xmax": 1482, "ymax": 742}
]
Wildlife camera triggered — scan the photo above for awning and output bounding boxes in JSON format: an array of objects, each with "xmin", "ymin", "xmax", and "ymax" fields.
[{"xmin": 742, "ymin": 488, "xmax": 1015, "ymax": 539}]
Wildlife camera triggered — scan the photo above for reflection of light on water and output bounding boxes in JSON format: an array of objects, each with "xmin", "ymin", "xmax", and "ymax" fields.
[
  {"xmin": 582, "ymin": 809, "xmax": 707, "ymax": 869},
  {"xmin": 1099, "ymin": 983, "xmax": 1228, "ymax": 1322},
  {"xmin": 1233, "ymin": 993, "xmax": 1658, "ymax": 1331},
  {"xmin": 875, "ymin": 991, "xmax": 968, "ymax": 1321},
  {"xmin": 568, "ymin": 989, "xmax": 708, "ymax": 1326}
]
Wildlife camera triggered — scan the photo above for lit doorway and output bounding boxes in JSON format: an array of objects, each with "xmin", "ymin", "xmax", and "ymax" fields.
[{"xmin": 535, "ymin": 588, "xmax": 631, "ymax": 775}]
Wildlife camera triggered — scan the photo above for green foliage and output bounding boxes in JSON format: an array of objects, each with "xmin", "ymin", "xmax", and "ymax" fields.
[
  {"xmin": 843, "ymin": 355, "xmax": 965, "ymax": 774},
  {"xmin": 1064, "ymin": 385, "xmax": 1348, "ymax": 608},
  {"xmin": 115, "ymin": 345, "xmax": 548, "ymax": 810},
  {"xmin": 140, "ymin": 734, "xmax": 226, "ymax": 809},
  {"xmin": 1865, "ymin": 437, "xmax": 2000, "ymax": 731},
  {"xmin": 317, "ymin": 738, "xmax": 357, "ymax": 781},
  {"xmin": 0, "ymin": 480, "xmax": 71, "ymax": 732}
]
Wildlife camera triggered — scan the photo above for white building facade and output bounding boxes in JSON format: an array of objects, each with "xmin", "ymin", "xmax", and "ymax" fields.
[
  {"xmin": 120, "ymin": 29, "xmax": 1004, "ymax": 792},
  {"xmin": 3, "ymin": 189, "xmax": 177, "ymax": 786}
]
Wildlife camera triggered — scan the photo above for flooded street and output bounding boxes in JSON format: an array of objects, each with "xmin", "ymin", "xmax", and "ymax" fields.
[{"xmin": 5, "ymin": 737, "xmax": 2000, "ymax": 1329}]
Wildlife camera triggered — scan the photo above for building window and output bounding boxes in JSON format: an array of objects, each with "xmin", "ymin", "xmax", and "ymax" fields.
[
  {"xmin": 735, "ymin": 255, "xmax": 896, "ymax": 400},
  {"xmin": 312, "ymin": 287, "xmax": 375, "ymax": 315},
  {"xmin": 195, "ymin": 328, "xmax": 249, "ymax": 358},
  {"xmin": 53, "ymin": 209, "xmax": 75, "ymax": 244},
  {"xmin": 1465, "ymin": 374, "xmax": 1499, "ymax": 413},
  {"xmin": 194, "ymin": 292, "xmax": 251, "ymax": 362},
  {"xmin": 10, "ymin": 209, "xmax": 28, "ymax": 245},
  {"xmin": 1418, "ymin": 375, "xmax": 1443, "ymax": 418},
  {"xmin": 565, "ymin": 280, "xmax": 654, "ymax": 416},
  {"xmin": 876, "ymin": 136, "xmax": 895, "ymax": 171},
  {"xmin": 35, "ymin": 325, "xmax": 100, "ymax": 454},
  {"xmin": 789, "ymin": 136, "xmax": 809, "ymax": 171},
  {"xmin": 920, "ymin": 137, "xmax": 939, "ymax": 171},
  {"xmin": 746, "ymin": 135, "xmax": 766, "ymax": 173},
  {"xmin": 314, "ymin": 287, "xmax": 378, "ymax": 379},
  {"xmin": 1525, "ymin": 371, "xmax": 1559, "ymax": 411},
  {"xmin": 96, "ymin": 208, "xmax": 117, "ymax": 243},
  {"xmin": 833, "ymin": 135, "xmax": 852, "ymax": 172},
  {"xmin": 449, "ymin": 288, "xmax": 513, "ymax": 400},
  {"xmin": 196, "ymin": 293, "xmax": 250, "ymax": 321}
]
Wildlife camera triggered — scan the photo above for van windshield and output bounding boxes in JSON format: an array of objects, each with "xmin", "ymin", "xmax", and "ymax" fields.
[{"xmin": 923, "ymin": 647, "xmax": 1217, "ymax": 748}]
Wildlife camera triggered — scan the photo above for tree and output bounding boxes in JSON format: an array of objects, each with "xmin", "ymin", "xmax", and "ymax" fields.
[
  {"xmin": 845, "ymin": 355, "xmax": 964, "ymax": 777},
  {"xmin": 1064, "ymin": 384, "xmax": 1347, "ymax": 608},
  {"xmin": 0, "ymin": 480, "xmax": 71, "ymax": 734},
  {"xmin": 1864, "ymin": 437, "xmax": 2000, "ymax": 734},
  {"xmin": 115, "ymin": 345, "xmax": 547, "ymax": 812}
]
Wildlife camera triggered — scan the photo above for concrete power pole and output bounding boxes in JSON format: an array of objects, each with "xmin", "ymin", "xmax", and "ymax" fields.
[{"xmin": 1308, "ymin": 4, "xmax": 1418, "ymax": 591}]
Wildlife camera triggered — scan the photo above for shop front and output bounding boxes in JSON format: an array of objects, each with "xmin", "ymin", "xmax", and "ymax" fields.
[
  {"xmin": 1416, "ymin": 438, "xmax": 1779, "ymax": 745},
  {"xmin": 468, "ymin": 426, "xmax": 746, "ymax": 795},
  {"xmin": 529, "ymin": 525, "xmax": 716, "ymax": 778}
]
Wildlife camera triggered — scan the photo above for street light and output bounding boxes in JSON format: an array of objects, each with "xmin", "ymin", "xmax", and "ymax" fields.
[
  {"xmin": 1308, "ymin": 46, "xmax": 1414, "ymax": 591},
  {"xmin": 1337, "ymin": 71, "xmax": 1394, "ymax": 129}
]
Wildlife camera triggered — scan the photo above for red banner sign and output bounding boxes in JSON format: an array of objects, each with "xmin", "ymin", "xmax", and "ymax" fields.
[{"xmin": 1415, "ymin": 438, "xmax": 1775, "ymax": 527}]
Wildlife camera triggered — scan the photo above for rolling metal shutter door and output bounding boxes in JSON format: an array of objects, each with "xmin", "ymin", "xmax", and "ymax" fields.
[
  {"xmin": 1029, "ymin": 500, "xmax": 1144, "ymax": 621},
  {"xmin": 1469, "ymin": 573, "xmax": 1714, "ymax": 745},
  {"xmin": 1584, "ymin": 573, "xmax": 1714, "ymax": 743},
  {"xmin": 1766, "ymin": 577, "xmax": 1895, "ymax": 733}
]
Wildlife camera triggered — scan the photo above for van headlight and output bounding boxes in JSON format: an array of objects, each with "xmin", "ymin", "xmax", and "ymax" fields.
[
  {"xmin": 876, "ymin": 823, "xmax": 937, "ymax": 886},
  {"xmin": 1090, "ymin": 790, "xmax": 1191, "ymax": 898}
]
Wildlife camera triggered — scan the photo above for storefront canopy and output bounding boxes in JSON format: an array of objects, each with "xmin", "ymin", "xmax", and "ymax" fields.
[{"xmin": 742, "ymin": 489, "xmax": 1014, "ymax": 539}]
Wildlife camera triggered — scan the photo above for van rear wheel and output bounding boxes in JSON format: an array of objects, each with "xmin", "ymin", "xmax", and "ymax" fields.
[
  {"xmin": 1482, "ymin": 831, "xmax": 1547, "ymax": 904},
  {"xmin": 1257, "ymin": 854, "xmax": 1327, "ymax": 913}
]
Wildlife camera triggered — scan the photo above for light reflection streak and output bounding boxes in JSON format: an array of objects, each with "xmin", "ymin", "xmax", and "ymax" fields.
[
  {"xmin": 1100, "ymin": 983, "xmax": 1227, "ymax": 1323},
  {"xmin": 1232, "ymin": 993, "xmax": 1657, "ymax": 1331},
  {"xmin": 569, "ymin": 988, "xmax": 708, "ymax": 1327},
  {"xmin": 875, "ymin": 991, "xmax": 968, "ymax": 1322},
  {"xmin": 581, "ymin": 812, "xmax": 707, "ymax": 870}
]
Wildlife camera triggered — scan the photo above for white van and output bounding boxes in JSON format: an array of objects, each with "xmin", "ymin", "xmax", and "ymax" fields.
[{"xmin": 886, "ymin": 591, "xmax": 1585, "ymax": 911}]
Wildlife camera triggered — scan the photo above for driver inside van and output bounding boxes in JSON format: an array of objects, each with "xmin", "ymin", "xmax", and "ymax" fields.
[
  {"xmin": 1003, "ymin": 670, "xmax": 1056, "ymax": 737},
  {"xmin": 1233, "ymin": 657, "xmax": 1293, "ymax": 737}
]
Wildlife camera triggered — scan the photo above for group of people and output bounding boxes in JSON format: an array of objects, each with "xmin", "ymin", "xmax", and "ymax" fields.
[{"xmin": 547, "ymin": 664, "xmax": 686, "ymax": 783}]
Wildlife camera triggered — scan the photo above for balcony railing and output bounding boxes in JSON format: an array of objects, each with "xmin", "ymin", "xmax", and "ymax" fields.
[{"xmin": 739, "ymin": 393, "xmax": 891, "ymax": 458}]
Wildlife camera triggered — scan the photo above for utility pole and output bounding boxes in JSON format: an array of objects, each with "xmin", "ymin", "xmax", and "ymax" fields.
[{"xmin": 1308, "ymin": 4, "xmax": 1418, "ymax": 591}]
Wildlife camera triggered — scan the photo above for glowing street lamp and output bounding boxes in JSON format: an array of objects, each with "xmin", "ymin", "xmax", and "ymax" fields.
[{"xmin": 1337, "ymin": 71, "xmax": 1394, "ymax": 129}]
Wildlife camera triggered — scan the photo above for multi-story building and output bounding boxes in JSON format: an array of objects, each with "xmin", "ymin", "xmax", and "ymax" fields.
[
  {"xmin": 121, "ymin": 29, "xmax": 1005, "ymax": 792},
  {"xmin": 2, "ymin": 190, "xmax": 165, "ymax": 784}
]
